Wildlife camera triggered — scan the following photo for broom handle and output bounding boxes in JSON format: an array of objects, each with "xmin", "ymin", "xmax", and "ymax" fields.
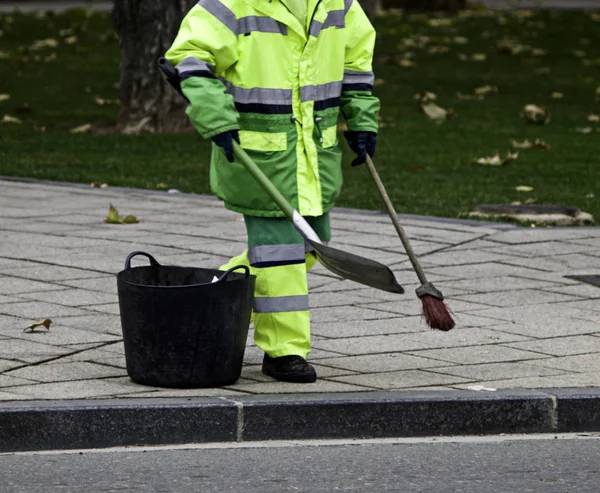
[{"xmin": 364, "ymin": 154, "xmax": 429, "ymax": 286}]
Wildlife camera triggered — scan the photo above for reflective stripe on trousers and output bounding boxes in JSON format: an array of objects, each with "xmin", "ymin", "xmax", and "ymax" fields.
[{"xmin": 219, "ymin": 247, "xmax": 319, "ymax": 359}]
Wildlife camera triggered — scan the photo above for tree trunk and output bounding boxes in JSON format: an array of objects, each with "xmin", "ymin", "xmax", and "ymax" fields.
[{"xmin": 112, "ymin": 0, "xmax": 196, "ymax": 133}]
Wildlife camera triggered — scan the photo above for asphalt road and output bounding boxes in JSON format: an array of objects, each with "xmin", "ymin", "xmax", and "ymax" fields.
[{"xmin": 1, "ymin": 434, "xmax": 599, "ymax": 492}]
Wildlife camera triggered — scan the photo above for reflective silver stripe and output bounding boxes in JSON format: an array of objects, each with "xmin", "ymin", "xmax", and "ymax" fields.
[
  {"xmin": 222, "ymin": 80, "xmax": 293, "ymax": 105},
  {"xmin": 300, "ymin": 81, "xmax": 343, "ymax": 102},
  {"xmin": 176, "ymin": 57, "xmax": 214, "ymax": 75},
  {"xmin": 237, "ymin": 16, "xmax": 287, "ymax": 35},
  {"xmin": 309, "ymin": 9, "xmax": 345, "ymax": 37},
  {"xmin": 344, "ymin": 0, "xmax": 353, "ymax": 14},
  {"xmin": 198, "ymin": 0, "xmax": 237, "ymax": 34},
  {"xmin": 343, "ymin": 70, "xmax": 375, "ymax": 86},
  {"xmin": 248, "ymin": 244, "xmax": 305, "ymax": 265},
  {"xmin": 312, "ymin": 10, "xmax": 345, "ymax": 36},
  {"xmin": 254, "ymin": 295, "xmax": 310, "ymax": 313}
]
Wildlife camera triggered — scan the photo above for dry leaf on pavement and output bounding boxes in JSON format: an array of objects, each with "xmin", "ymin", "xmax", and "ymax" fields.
[
  {"xmin": 521, "ymin": 104, "xmax": 551, "ymax": 125},
  {"xmin": 2, "ymin": 114, "xmax": 22, "ymax": 124},
  {"xmin": 23, "ymin": 319, "xmax": 52, "ymax": 332},
  {"xmin": 105, "ymin": 204, "xmax": 139, "ymax": 225}
]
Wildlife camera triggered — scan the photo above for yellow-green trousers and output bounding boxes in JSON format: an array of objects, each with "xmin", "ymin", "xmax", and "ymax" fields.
[{"xmin": 220, "ymin": 214, "xmax": 331, "ymax": 359}]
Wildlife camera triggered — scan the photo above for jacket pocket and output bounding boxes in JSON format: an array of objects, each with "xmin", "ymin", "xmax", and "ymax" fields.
[
  {"xmin": 239, "ymin": 130, "xmax": 288, "ymax": 151},
  {"xmin": 321, "ymin": 125, "xmax": 338, "ymax": 148}
]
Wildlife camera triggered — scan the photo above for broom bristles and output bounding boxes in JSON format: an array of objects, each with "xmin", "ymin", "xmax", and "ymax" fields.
[{"xmin": 421, "ymin": 295, "xmax": 455, "ymax": 331}]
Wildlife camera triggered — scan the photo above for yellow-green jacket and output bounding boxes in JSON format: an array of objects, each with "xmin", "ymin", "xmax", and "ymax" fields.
[{"xmin": 166, "ymin": 0, "xmax": 379, "ymax": 217}]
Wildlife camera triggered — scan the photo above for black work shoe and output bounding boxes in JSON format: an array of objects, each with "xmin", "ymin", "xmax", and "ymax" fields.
[{"xmin": 262, "ymin": 354, "xmax": 317, "ymax": 383}]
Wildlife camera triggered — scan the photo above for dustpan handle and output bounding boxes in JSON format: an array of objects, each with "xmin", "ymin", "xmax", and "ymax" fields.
[
  {"xmin": 124, "ymin": 251, "xmax": 161, "ymax": 270},
  {"xmin": 217, "ymin": 265, "xmax": 251, "ymax": 282}
]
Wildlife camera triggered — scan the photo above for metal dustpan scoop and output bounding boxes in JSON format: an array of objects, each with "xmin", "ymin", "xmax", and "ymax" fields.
[{"xmin": 234, "ymin": 143, "xmax": 404, "ymax": 294}]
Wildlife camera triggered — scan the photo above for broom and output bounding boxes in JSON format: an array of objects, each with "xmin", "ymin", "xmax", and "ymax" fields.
[{"xmin": 365, "ymin": 154, "xmax": 455, "ymax": 331}]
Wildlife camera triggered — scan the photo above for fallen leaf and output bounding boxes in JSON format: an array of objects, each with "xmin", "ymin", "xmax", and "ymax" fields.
[
  {"xmin": 453, "ymin": 36, "xmax": 469, "ymax": 45},
  {"xmin": 472, "ymin": 53, "xmax": 487, "ymax": 62},
  {"xmin": 0, "ymin": 94, "xmax": 10, "ymax": 102},
  {"xmin": 398, "ymin": 59, "xmax": 415, "ymax": 68},
  {"xmin": 90, "ymin": 181, "xmax": 108, "ymax": 188},
  {"xmin": 587, "ymin": 114, "xmax": 600, "ymax": 123},
  {"xmin": 474, "ymin": 85, "xmax": 499, "ymax": 97},
  {"xmin": 428, "ymin": 45, "xmax": 450, "ymax": 55},
  {"xmin": 427, "ymin": 18, "xmax": 453, "ymax": 27},
  {"xmin": 2, "ymin": 114, "xmax": 22, "ymax": 124},
  {"xmin": 521, "ymin": 104, "xmax": 551, "ymax": 125},
  {"xmin": 374, "ymin": 78, "xmax": 385, "ymax": 86},
  {"xmin": 64, "ymin": 35, "xmax": 77, "ymax": 45},
  {"xmin": 475, "ymin": 151, "xmax": 518, "ymax": 166},
  {"xmin": 589, "ymin": 13, "xmax": 600, "ymax": 21},
  {"xmin": 551, "ymin": 92, "xmax": 564, "ymax": 99},
  {"xmin": 43, "ymin": 52, "xmax": 57, "ymax": 62},
  {"xmin": 105, "ymin": 204, "xmax": 139, "ymax": 225},
  {"xmin": 497, "ymin": 39, "xmax": 530, "ymax": 55},
  {"xmin": 94, "ymin": 97, "xmax": 120, "ymax": 106},
  {"xmin": 59, "ymin": 28, "xmax": 75, "ymax": 37},
  {"xmin": 531, "ymin": 48, "xmax": 547, "ymax": 56},
  {"xmin": 30, "ymin": 38, "xmax": 59, "ymax": 50},
  {"xmin": 70, "ymin": 123, "xmax": 92, "ymax": 134},
  {"xmin": 575, "ymin": 127, "xmax": 593, "ymax": 134},
  {"xmin": 23, "ymin": 319, "xmax": 52, "ymax": 332},
  {"xmin": 515, "ymin": 185, "xmax": 534, "ymax": 192},
  {"xmin": 414, "ymin": 91, "xmax": 437, "ymax": 103},
  {"xmin": 511, "ymin": 138, "xmax": 550, "ymax": 149}
]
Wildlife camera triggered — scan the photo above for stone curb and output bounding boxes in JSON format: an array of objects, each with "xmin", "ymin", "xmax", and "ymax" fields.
[{"xmin": 1, "ymin": 388, "xmax": 599, "ymax": 452}]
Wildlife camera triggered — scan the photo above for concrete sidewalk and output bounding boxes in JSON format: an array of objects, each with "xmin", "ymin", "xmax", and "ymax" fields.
[{"xmin": 0, "ymin": 178, "xmax": 599, "ymax": 402}]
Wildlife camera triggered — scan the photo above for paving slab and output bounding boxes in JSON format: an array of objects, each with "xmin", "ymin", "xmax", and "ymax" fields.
[{"xmin": 1, "ymin": 179, "xmax": 600, "ymax": 448}]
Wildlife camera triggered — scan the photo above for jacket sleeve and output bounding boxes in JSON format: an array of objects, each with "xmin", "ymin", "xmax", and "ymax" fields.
[
  {"xmin": 340, "ymin": 0, "xmax": 380, "ymax": 133},
  {"xmin": 165, "ymin": 1, "xmax": 240, "ymax": 139}
]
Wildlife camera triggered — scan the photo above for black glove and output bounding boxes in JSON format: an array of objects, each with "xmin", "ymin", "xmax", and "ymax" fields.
[
  {"xmin": 212, "ymin": 130, "xmax": 240, "ymax": 163},
  {"xmin": 344, "ymin": 131, "xmax": 377, "ymax": 167}
]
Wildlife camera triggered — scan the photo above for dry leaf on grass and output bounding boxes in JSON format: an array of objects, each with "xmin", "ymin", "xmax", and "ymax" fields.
[
  {"xmin": 398, "ymin": 59, "xmax": 415, "ymax": 68},
  {"xmin": 511, "ymin": 138, "xmax": 550, "ymax": 149},
  {"xmin": 2, "ymin": 114, "xmax": 22, "ymax": 124},
  {"xmin": 474, "ymin": 151, "xmax": 518, "ymax": 166},
  {"xmin": 0, "ymin": 94, "xmax": 10, "ymax": 102},
  {"xmin": 551, "ymin": 92, "xmax": 564, "ymax": 99},
  {"xmin": 474, "ymin": 85, "xmax": 498, "ymax": 97},
  {"xmin": 414, "ymin": 91, "xmax": 437, "ymax": 103},
  {"xmin": 575, "ymin": 127, "xmax": 594, "ymax": 134},
  {"xmin": 23, "ymin": 319, "xmax": 52, "ymax": 332},
  {"xmin": 458, "ymin": 53, "xmax": 486, "ymax": 62},
  {"xmin": 427, "ymin": 18, "xmax": 453, "ymax": 27},
  {"xmin": 105, "ymin": 204, "xmax": 139, "ymax": 225},
  {"xmin": 428, "ymin": 45, "xmax": 450, "ymax": 55},
  {"xmin": 70, "ymin": 123, "xmax": 92, "ymax": 134},
  {"xmin": 64, "ymin": 35, "xmax": 77, "ymax": 45},
  {"xmin": 453, "ymin": 36, "xmax": 469, "ymax": 45},
  {"xmin": 587, "ymin": 114, "xmax": 600, "ymax": 123},
  {"xmin": 515, "ymin": 185, "xmax": 534, "ymax": 192},
  {"xmin": 94, "ymin": 97, "xmax": 120, "ymax": 106},
  {"xmin": 30, "ymin": 38, "xmax": 59, "ymax": 50},
  {"xmin": 521, "ymin": 104, "xmax": 551, "ymax": 125}
]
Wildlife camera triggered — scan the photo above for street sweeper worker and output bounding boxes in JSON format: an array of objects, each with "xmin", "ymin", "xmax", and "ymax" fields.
[{"xmin": 165, "ymin": 0, "xmax": 379, "ymax": 383}]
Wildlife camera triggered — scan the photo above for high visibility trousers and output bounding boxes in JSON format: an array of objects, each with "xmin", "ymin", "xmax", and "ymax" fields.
[{"xmin": 220, "ymin": 214, "xmax": 331, "ymax": 359}]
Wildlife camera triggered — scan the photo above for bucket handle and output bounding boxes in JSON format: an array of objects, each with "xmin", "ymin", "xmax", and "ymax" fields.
[
  {"xmin": 216, "ymin": 265, "xmax": 251, "ymax": 282},
  {"xmin": 124, "ymin": 251, "xmax": 161, "ymax": 270}
]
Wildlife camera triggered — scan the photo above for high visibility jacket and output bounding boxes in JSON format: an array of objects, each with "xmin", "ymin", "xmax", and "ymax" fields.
[{"xmin": 166, "ymin": 0, "xmax": 380, "ymax": 217}]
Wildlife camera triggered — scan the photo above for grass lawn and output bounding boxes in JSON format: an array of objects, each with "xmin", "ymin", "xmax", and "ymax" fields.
[{"xmin": 0, "ymin": 7, "xmax": 599, "ymax": 222}]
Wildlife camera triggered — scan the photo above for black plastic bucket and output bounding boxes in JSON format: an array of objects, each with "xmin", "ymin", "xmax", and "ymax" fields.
[{"xmin": 116, "ymin": 252, "xmax": 256, "ymax": 388}]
